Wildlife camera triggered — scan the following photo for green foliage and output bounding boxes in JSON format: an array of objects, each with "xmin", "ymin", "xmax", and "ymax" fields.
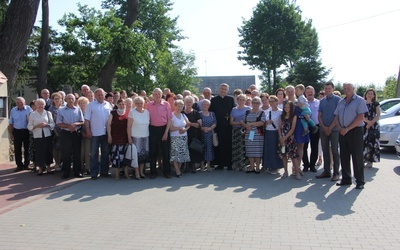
[
  {"xmin": 383, "ymin": 75, "xmax": 397, "ymax": 99},
  {"xmin": 238, "ymin": 0, "xmax": 329, "ymax": 93},
  {"xmin": 0, "ymin": 0, "xmax": 8, "ymax": 28},
  {"xmin": 21, "ymin": 0, "xmax": 197, "ymax": 94}
]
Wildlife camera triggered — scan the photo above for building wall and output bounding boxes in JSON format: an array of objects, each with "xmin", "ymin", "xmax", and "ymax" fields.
[
  {"xmin": 0, "ymin": 75, "xmax": 9, "ymax": 163},
  {"xmin": 195, "ymin": 75, "xmax": 256, "ymax": 95}
]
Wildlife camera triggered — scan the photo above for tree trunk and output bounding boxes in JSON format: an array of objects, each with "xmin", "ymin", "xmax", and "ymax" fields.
[
  {"xmin": 0, "ymin": 0, "xmax": 40, "ymax": 98},
  {"xmin": 272, "ymin": 68, "xmax": 277, "ymax": 91},
  {"xmin": 98, "ymin": 0, "xmax": 138, "ymax": 92},
  {"xmin": 36, "ymin": 0, "xmax": 49, "ymax": 94}
]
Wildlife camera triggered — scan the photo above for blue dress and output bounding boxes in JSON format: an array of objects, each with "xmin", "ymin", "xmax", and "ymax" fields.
[
  {"xmin": 200, "ymin": 111, "xmax": 217, "ymax": 161},
  {"xmin": 294, "ymin": 107, "xmax": 310, "ymax": 144}
]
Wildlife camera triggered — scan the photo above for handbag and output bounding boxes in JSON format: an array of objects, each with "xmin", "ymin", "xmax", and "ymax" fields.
[
  {"xmin": 368, "ymin": 129, "xmax": 380, "ymax": 140},
  {"xmin": 212, "ymin": 131, "xmax": 219, "ymax": 147},
  {"xmin": 122, "ymin": 144, "xmax": 135, "ymax": 167},
  {"xmin": 189, "ymin": 137, "xmax": 204, "ymax": 153}
]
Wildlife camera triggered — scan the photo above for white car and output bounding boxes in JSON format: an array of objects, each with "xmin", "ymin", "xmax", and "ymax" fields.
[
  {"xmin": 379, "ymin": 98, "xmax": 400, "ymax": 111},
  {"xmin": 379, "ymin": 116, "xmax": 400, "ymax": 147},
  {"xmin": 380, "ymin": 102, "xmax": 400, "ymax": 120},
  {"xmin": 395, "ymin": 136, "xmax": 400, "ymax": 157}
]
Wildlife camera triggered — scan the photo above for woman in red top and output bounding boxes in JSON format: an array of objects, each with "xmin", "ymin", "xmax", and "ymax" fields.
[{"xmin": 107, "ymin": 99, "xmax": 130, "ymax": 179}]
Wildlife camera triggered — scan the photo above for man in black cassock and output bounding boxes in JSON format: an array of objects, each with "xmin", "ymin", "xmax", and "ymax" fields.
[{"xmin": 210, "ymin": 83, "xmax": 235, "ymax": 170}]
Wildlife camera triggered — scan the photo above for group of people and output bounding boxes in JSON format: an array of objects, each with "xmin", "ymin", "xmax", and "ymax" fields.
[{"xmin": 8, "ymin": 81, "xmax": 380, "ymax": 189}]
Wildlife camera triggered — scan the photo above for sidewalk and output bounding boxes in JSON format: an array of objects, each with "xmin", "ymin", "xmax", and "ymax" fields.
[{"xmin": 0, "ymin": 150, "xmax": 399, "ymax": 249}]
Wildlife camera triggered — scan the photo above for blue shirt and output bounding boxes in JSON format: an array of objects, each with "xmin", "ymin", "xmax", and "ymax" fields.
[
  {"xmin": 319, "ymin": 94, "xmax": 341, "ymax": 131},
  {"xmin": 9, "ymin": 105, "xmax": 32, "ymax": 129},
  {"xmin": 334, "ymin": 94, "xmax": 368, "ymax": 128},
  {"xmin": 57, "ymin": 105, "xmax": 84, "ymax": 131},
  {"xmin": 308, "ymin": 98, "xmax": 319, "ymax": 125},
  {"xmin": 230, "ymin": 106, "xmax": 251, "ymax": 128}
]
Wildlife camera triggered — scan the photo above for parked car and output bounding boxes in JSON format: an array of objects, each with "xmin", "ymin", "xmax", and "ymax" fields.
[
  {"xmin": 395, "ymin": 136, "xmax": 400, "ymax": 157},
  {"xmin": 379, "ymin": 116, "xmax": 400, "ymax": 147},
  {"xmin": 379, "ymin": 98, "xmax": 400, "ymax": 111},
  {"xmin": 380, "ymin": 102, "xmax": 400, "ymax": 120}
]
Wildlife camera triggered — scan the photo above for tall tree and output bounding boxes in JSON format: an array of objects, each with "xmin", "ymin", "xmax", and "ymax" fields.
[
  {"xmin": 0, "ymin": 0, "xmax": 40, "ymax": 97},
  {"xmin": 238, "ymin": 0, "xmax": 303, "ymax": 91},
  {"xmin": 98, "ymin": 0, "xmax": 138, "ymax": 92},
  {"xmin": 36, "ymin": 0, "xmax": 49, "ymax": 94}
]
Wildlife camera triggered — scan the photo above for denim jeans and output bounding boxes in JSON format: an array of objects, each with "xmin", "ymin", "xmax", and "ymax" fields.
[{"xmin": 90, "ymin": 135, "xmax": 109, "ymax": 177}]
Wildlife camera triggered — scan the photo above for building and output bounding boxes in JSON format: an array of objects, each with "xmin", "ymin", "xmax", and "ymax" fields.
[{"xmin": 195, "ymin": 75, "xmax": 256, "ymax": 95}]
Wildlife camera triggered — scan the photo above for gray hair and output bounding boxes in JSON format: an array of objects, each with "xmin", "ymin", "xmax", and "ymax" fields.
[
  {"xmin": 35, "ymin": 98, "xmax": 46, "ymax": 106},
  {"xmin": 184, "ymin": 95, "xmax": 194, "ymax": 103},
  {"xmin": 134, "ymin": 96, "xmax": 144, "ymax": 104}
]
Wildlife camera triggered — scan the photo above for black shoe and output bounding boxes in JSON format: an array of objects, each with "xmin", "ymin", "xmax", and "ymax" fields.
[
  {"xmin": 140, "ymin": 175, "xmax": 146, "ymax": 179},
  {"xmin": 310, "ymin": 167, "xmax": 317, "ymax": 172},
  {"xmin": 61, "ymin": 174, "xmax": 69, "ymax": 179},
  {"xmin": 175, "ymin": 173, "xmax": 183, "ymax": 178},
  {"xmin": 150, "ymin": 173, "xmax": 157, "ymax": 179},
  {"xmin": 215, "ymin": 166, "xmax": 223, "ymax": 170},
  {"xmin": 91, "ymin": 176, "xmax": 98, "ymax": 180},
  {"xmin": 14, "ymin": 167, "xmax": 23, "ymax": 172},
  {"xmin": 163, "ymin": 173, "xmax": 172, "ymax": 179},
  {"xmin": 303, "ymin": 168, "xmax": 309, "ymax": 172},
  {"xmin": 245, "ymin": 170, "xmax": 255, "ymax": 173},
  {"xmin": 355, "ymin": 184, "xmax": 364, "ymax": 189},
  {"xmin": 227, "ymin": 166, "xmax": 233, "ymax": 171},
  {"xmin": 100, "ymin": 173, "xmax": 112, "ymax": 178},
  {"xmin": 254, "ymin": 170, "xmax": 261, "ymax": 174},
  {"xmin": 336, "ymin": 181, "xmax": 352, "ymax": 186},
  {"xmin": 74, "ymin": 173, "xmax": 83, "ymax": 178}
]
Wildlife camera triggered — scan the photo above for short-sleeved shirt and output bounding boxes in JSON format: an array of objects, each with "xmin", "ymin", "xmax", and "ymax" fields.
[
  {"xmin": 297, "ymin": 94, "xmax": 309, "ymax": 108},
  {"xmin": 334, "ymin": 94, "xmax": 368, "ymax": 128},
  {"xmin": 57, "ymin": 105, "xmax": 84, "ymax": 131},
  {"xmin": 307, "ymin": 98, "xmax": 320, "ymax": 125},
  {"xmin": 128, "ymin": 109, "xmax": 150, "ymax": 138},
  {"xmin": 84, "ymin": 100, "xmax": 113, "ymax": 136},
  {"xmin": 230, "ymin": 106, "xmax": 251, "ymax": 128},
  {"xmin": 147, "ymin": 100, "xmax": 172, "ymax": 127},
  {"xmin": 170, "ymin": 113, "xmax": 187, "ymax": 137},
  {"xmin": 9, "ymin": 105, "xmax": 32, "ymax": 129},
  {"xmin": 265, "ymin": 109, "xmax": 282, "ymax": 131},
  {"xmin": 319, "ymin": 94, "xmax": 341, "ymax": 131}
]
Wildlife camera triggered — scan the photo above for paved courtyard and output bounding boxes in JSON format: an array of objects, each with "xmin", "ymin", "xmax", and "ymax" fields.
[{"xmin": 0, "ymin": 149, "xmax": 400, "ymax": 249}]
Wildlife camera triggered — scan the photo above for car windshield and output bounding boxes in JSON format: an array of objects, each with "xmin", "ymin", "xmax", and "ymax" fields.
[
  {"xmin": 383, "ymin": 103, "xmax": 400, "ymax": 114},
  {"xmin": 380, "ymin": 100, "xmax": 400, "ymax": 111}
]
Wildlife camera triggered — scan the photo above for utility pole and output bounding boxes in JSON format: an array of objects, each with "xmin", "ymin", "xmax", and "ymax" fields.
[{"xmin": 396, "ymin": 65, "xmax": 400, "ymax": 98}]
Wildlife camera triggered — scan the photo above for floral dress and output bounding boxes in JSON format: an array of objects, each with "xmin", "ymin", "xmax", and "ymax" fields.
[
  {"xmin": 278, "ymin": 118, "xmax": 298, "ymax": 159},
  {"xmin": 200, "ymin": 111, "xmax": 217, "ymax": 161},
  {"xmin": 363, "ymin": 101, "xmax": 380, "ymax": 163}
]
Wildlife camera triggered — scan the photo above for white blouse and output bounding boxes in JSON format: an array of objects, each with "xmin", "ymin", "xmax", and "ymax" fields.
[
  {"xmin": 27, "ymin": 110, "xmax": 55, "ymax": 138},
  {"xmin": 170, "ymin": 113, "xmax": 187, "ymax": 137},
  {"xmin": 265, "ymin": 109, "xmax": 282, "ymax": 131},
  {"xmin": 128, "ymin": 109, "xmax": 150, "ymax": 138}
]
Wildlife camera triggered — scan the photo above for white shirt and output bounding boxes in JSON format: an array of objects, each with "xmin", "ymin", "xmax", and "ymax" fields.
[
  {"xmin": 170, "ymin": 113, "xmax": 187, "ymax": 137},
  {"xmin": 84, "ymin": 100, "xmax": 113, "ymax": 136},
  {"xmin": 265, "ymin": 109, "xmax": 282, "ymax": 131},
  {"xmin": 27, "ymin": 110, "xmax": 55, "ymax": 138},
  {"xmin": 128, "ymin": 109, "xmax": 150, "ymax": 138}
]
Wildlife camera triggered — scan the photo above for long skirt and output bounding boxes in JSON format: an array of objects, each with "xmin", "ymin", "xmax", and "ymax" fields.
[
  {"xmin": 263, "ymin": 130, "xmax": 283, "ymax": 169},
  {"xmin": 110, "ymin": 144, "xmax": 125, "ymax": 168},
  {"xmin": 132, "ymin": 136, "xmax": 150, "ymax": 164},
  {"xmin": 232, "ymin": 127, "xmax": 248, "ymax": 169},
  {"xmin": 244, "ymin": 130, "xmax": 264, "ymax": 158},
  {"xmin": 170, "ymin": 136, "xmax": 191, "ymax": 163}
]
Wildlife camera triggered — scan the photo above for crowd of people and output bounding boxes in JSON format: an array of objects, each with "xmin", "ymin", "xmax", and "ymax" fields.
[{"xmin": 8, "ymin": 81, "xmax": 380, "ymax": 189}]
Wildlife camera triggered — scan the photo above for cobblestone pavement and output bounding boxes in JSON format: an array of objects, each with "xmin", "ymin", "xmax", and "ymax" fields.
[{"xmin": 0, "ymin": 149, "xmax": 399, "ymax": 249}]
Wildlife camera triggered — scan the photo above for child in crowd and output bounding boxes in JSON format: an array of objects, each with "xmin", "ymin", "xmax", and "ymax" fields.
[
  {"xmin": 278, "ymin": 101, "xmax": 300, "ymax": 179},
  {"xmin": 295, "ymin": 84, "xmax": 317, "ymax": 136}
]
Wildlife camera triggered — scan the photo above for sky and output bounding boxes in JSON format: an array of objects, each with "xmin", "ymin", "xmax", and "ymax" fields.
[{"xmin": 36, "ymin": 0, "xmax": 400, "ymax": 87}]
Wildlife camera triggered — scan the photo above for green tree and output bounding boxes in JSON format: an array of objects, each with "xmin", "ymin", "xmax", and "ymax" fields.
[
  {"xmin": 238, "ymin": 0, "xmax": 329, "ymax": 93},
  {"xmin": 238, "ymin": 0, "xmax": 303, "ymax": 91},
  {"xmin": 0, "ymin": 0, "xmax": 40, "ymax": 98},
  {"xmin": 383, "ymin": 75, "xmax": 397, "ymax": 99}
]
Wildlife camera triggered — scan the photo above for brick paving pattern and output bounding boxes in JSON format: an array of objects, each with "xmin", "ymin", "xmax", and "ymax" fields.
[{"xmin": 0, "ymin": 150, "xmax": 399, "ymax": 249}]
